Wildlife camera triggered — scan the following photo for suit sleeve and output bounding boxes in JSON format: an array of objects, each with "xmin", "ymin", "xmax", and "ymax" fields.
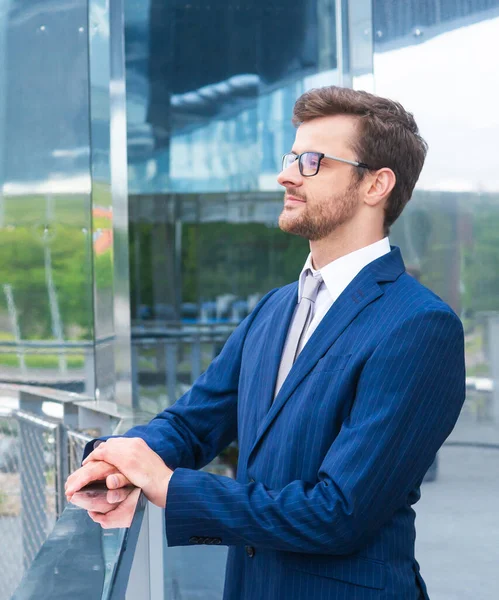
[
  {"xmin": 82, "ymin": 288, "xmax": 279, "ymax": 469},
  {"xmin": 165, "ymin": 308, "xmax": 466, "ymax": 554}
]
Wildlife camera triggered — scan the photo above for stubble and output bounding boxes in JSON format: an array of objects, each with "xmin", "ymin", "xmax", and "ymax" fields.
[{"xmin": 278, "ymin": 181, "xmax": 360, "ymax": 241}]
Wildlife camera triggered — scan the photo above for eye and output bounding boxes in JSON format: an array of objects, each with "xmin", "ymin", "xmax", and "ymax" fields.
[{"xmin": 304, "ymin": 153, "xmax": 319, "ymax": 169}]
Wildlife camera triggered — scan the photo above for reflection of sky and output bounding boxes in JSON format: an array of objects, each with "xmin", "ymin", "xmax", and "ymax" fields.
[
  {"xmin": 370, "ymin": 17, "xmax": 499, "ymax": 192},
  {"xmin": 128, "ymin": 70, "xmax": 339, "ymax": 194},
  {"xmin": 129, "ymin": 15, "xmax": 499, "ymax": 194},
  {"xmin": 0, "ymin": 0, "xmax": 110, "ymax": 194},
  {"xmin": 2, "ymin": 7, "xmax": 496, "ymax": 195}
]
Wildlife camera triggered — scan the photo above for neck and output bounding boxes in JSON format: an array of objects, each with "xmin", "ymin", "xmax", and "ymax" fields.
[{"xmin": 309, "ymin": 224, "xmax": 385, "ymax": 270}]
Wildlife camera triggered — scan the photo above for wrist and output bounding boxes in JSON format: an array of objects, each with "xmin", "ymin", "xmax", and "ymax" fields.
[{"xmin": 155, "ymin": 467, "xmax": 173, "ymax": 508}]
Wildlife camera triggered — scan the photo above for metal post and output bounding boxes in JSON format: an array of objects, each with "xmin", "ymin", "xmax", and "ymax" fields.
[
  {"xmin": 55, "ymin": 422, "xmax": 68, "ymax": 517},
  {"xmin": 165, "ymin": 341, "xmax": 177, "ymax": 406},
  {"xmin": 131, "ymin": 344, "xmax": 140, "ymax": 409},
  {"xmin": 487, "ymin": 315, "xmax": 499, "ymax": 423},
  {"xmin": 84, "ymin": 345, "xmax": 96, "ymax": 398},
  {"xmin": 335, "ymin": 0, "xmax": 351, "ymax": 88},
  {"xmin": 336, "ymin": 0, "xmax": 374, "ymax": 91},
  {"xmin": 191, "ymin": 336, "xmax": 202, "ymax": 383}
]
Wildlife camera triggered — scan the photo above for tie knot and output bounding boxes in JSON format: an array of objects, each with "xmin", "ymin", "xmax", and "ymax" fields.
[{"xmin": 301, "ymin": 270, "xmax": 323, "ymax": 303}]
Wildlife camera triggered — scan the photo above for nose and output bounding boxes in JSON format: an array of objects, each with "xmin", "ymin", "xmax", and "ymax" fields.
[{"xmin": 277, "ymin": 159, "xmax": 303, "ymax": 188}]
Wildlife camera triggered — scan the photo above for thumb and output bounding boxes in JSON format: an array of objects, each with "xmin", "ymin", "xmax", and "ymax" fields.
[{"xmin": 106, "ymin": 472, "xmax": 132, "ymax": 489}]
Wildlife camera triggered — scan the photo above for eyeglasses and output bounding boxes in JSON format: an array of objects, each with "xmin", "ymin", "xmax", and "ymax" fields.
[{"xmin": 281, "ymin": 152, "xmax": 371, "ymax": 177}]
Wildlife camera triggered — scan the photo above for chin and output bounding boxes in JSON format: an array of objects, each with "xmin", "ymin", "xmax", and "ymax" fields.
[{"xmin": 278, "ymin": 218, "xmax": 309, "ymax": 239}]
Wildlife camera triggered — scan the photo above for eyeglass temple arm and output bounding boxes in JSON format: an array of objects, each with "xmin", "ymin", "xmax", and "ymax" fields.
[{"xmin": 323, "ymin": 153, "xmax": 370, "ymax": 169}]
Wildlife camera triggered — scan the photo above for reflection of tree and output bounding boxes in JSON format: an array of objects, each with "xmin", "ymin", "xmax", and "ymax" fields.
[
  {"xmin": 129, "ymin": 218, "xmax": 309, "ymax": 317},
  {"xmin": 462, "ymin": 204, "xmax": 499, "ymax": 314},
  {"xmin": 390, "ymin": 191, "xmax": 499, "ymax": 321},
  {"xmin": 0, "ymin": 226, "xmax": 93, "ymax": 339},
  {"xmin": 391, "ymin": 192, "xmax": 462, "ymax": 314},
  {"xmin": 182, "ymin": 222, "xmax": 308, "ymax": 303}
]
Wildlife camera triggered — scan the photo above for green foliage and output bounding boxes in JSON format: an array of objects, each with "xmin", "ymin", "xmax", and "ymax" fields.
[
  {"xmin": 180, "ymin": 221, "xmax": 307, "ymax": 304},
  {"xmin": 130, "ymin": 218, "xmax": 308, "ymax": 315},
  {"xmin": 0, "ymin": 354, "xmax": 84, "ymax": 369},
  {"xmin": 0, "ymin": 195, "xmax": 94, "ymax": 340},
  {"xmin": 462, "ymin": 204, "xmax": 499, "ymax": 313},
  {"xmin": 4, "ymin": 190, "xmax": 499, "ymax": 356}
]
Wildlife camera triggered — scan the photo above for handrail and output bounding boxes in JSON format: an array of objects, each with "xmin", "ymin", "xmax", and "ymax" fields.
[{"xmin": 11, "ymin": 484, "xmax": 147, "ymax": 600}]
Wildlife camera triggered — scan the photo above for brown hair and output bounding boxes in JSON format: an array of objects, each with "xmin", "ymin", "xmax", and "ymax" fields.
[{"xmin": 292, "ymin": 86, "xmax": 428, "ymax": 235}]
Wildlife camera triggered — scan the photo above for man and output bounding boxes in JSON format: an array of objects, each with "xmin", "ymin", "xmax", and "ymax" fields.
[{"xmin": 66, "ymin": 86, "xmax": 465, "ymax": 599}]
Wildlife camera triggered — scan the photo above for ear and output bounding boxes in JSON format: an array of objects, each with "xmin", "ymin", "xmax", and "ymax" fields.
[{"xmin": 364, "ymin": 168, "xmax": 396, "ymax": 207}]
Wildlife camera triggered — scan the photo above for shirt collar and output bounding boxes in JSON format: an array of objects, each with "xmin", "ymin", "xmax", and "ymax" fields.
[{"xmin": 298, "ymin": 237, "xmax": 391, "ymax": 302}]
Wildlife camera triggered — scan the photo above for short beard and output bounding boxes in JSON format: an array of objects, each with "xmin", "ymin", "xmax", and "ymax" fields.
[{"xmin": 278, "ymin": 180, "xmax": 360, "ymax": 241}]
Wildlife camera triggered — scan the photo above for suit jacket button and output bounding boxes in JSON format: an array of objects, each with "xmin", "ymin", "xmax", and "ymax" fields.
[
  {"xmin": 214, "ymin": 538, "xmax": 222, "ymax": 544},
  {"xmin": 245, "ymin": 545, "xmax": 255, "ymax": 558},
  {"xmin": 189, "ymin": 536, "xmax": 199, "ymax": 544}
]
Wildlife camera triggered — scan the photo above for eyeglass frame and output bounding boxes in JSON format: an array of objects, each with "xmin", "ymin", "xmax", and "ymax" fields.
[{"xmin": 281, "ymin": 151, "xmax": 371, "ymax": 177}]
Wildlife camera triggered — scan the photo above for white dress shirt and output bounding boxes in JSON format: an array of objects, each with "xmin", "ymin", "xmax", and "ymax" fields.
[{"xmin": 293, "ymin": 237, "xmax": 391, "ymax": 356}]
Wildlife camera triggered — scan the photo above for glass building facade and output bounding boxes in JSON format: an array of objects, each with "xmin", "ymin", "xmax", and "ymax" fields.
[{"xmin": 1, "ymin": 0, "xmax": 499, "ymax": 598}]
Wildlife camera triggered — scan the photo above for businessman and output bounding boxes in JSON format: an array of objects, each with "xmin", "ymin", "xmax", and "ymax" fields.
[{"xmin": 66, "ymin": 86, "xmax": 466, "ymax": 599}]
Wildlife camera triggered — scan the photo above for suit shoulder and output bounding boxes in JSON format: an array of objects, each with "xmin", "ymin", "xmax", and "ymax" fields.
[{"xmin": 390, "ymin": 272, "xmax": 461, "ymax": 321}]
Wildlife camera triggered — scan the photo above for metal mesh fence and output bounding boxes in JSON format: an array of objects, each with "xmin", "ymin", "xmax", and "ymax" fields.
[
  {"xmin": 0, "ymin": 411, "xmax": 91, "ymax": 600},
  {"xmin": 68, "ymin": 429, "xmax": 92, "ymax": 475},
  {"xmin": 0, "ymin": 413, "xmax": 22, "ymax": 600}
]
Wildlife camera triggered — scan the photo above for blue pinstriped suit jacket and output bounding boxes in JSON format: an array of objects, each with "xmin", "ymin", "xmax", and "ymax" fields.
[{"xmin": 90, "ymin": 247, "xmax": 466, "ymax": 599}]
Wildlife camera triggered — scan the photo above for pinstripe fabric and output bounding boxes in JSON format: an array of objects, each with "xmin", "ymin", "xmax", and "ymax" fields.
[{"xmin": 84, "ymin": 247, "xmax": 465, "ymax": 599}]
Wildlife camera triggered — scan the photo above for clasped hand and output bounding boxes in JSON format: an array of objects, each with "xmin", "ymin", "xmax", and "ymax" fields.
[
  {"xmin": 65, "ymin": 437, "xmax": 173, "ymax": 508},
  {"xmin": 70, "ymin": 484, "xmax": 141, "ymax": 529}
]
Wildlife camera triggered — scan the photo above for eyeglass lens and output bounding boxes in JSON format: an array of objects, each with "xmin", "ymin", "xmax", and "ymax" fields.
[{"xmin": 282, "ymin": 152, "xmax": 321, "ymax": 176}]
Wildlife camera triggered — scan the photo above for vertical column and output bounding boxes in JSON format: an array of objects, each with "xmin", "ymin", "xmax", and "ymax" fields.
[
  {"xmin": 110, "ymin": 0, "xmax": 133, "ymax": 407},
  {"xmin": 336, "ymin": 0, "xmax": 374, "ymax": 90},
  {"xmin": 317, "ymin": 0, "xmax": 336, "ymax": 72},
  {"xmin": 335, "ymin": 0, "xmax": 351, "ymax": 88},
  {"xmin": 88, "ymin": 0, "xmax": 132, "ymax": 406}
]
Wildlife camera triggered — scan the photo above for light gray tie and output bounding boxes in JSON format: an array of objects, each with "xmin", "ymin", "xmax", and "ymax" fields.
[{"xmin": 274, "ymin": 270, "xmax": 323, "ymax": 398}]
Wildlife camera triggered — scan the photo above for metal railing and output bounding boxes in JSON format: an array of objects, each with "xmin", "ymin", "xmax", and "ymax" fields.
[{"xmin": 0, "ymin": 410, "xmax": 91, "ymax": 600}]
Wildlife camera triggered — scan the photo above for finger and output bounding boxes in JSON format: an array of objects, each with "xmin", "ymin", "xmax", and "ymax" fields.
[
  {"xmin": 70, "ymin": 493, "xmax": 118, "ymax": 513},
  {"xmin": 65, "ymin": 461, "xmax": 118, "ymax": 496},
  {"xmin": 88, "ymin": 511, "xmax": 116, "ymax": 530},
  {"xmin": 82, "ymin": 447, "xmax": 103, "ymax": 466},
  {"xmin": 106, "ymin": 473, "xmax": 131, "ymax": 490},
  {"xmin": 92, "ymin": 488, "xmax": 140, "ymax": 528},
  {"xmin": 106, "ymin": 486, "xmax": 132, "ymax": 504},
  {"xmin": 88, "ymin": 510, "xmax": 105, "ymax": 524}
]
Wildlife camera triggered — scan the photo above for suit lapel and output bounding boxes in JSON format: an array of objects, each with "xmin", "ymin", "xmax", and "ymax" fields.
[
  {"xmin": 254, "ymin": 283, "xmax": 298, "ymax": 424},
  {"xmin": 248, "ymin": 246, "xmax": 406, "ymax": 462}
]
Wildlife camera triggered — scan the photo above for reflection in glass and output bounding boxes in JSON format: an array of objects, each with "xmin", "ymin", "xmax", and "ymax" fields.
[
  {"xmin": 12, "ymin": 483, "xmax": 144, "ymax": 600},
  {"xmin": 71, "ymin": 483, "xmax": 141, "ymax": 529},
  {"xmin": 125, "ymin": 2, "xmax": 339, "ymax": 596},
  {"xmin": 0, "ymin": 0, "xmax": 94, "ymax": 395},
  {"xmin": 372, "ymin": 2, "xmax": 499, "ymax": 597},
  {"xmin": 126, "ymin": 0, "xmax": 340, "ymax": 419}
]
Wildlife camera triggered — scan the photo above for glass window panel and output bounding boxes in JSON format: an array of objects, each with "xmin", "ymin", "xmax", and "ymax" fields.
[
  {"xmin": 0, "ymin": 0, "xmax": 94, "ymax": 396},
  {"xmin": 125, "ymin": 0, "xmax": 338, "ymax": 595},
  {"xmin": 372, "ymin": 2, "xmax": 499, "ymax": 598}
]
